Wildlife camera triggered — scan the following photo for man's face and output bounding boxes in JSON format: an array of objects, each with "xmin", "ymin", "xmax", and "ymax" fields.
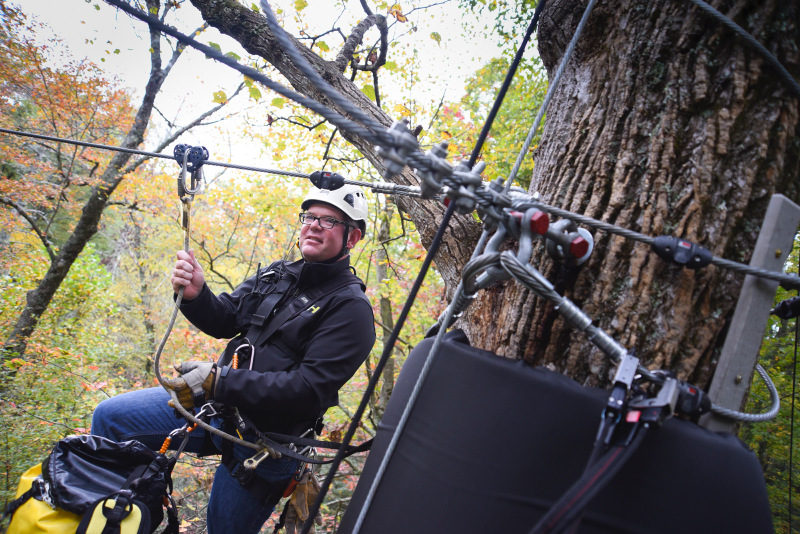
[{"xmin": 299, "ymin": 203, "xmax": 351, "ymax": 262}]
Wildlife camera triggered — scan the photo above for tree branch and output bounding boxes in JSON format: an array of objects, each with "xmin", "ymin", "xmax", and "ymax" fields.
[
  {"xmin": 0, "ymin": 195, "xmax": 56, "ymax": 261},
  {"xmin": 123, "ymin": 82, "xmax": 245, "ymax": 175},
  {"xmin": 335, "ymin": 14, "xmax": 387, "ymax": 73}
]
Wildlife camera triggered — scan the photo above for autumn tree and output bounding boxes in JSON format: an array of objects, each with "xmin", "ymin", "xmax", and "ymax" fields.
[
  {"xmin": 185, "ymin": 0, "xmax": 799, "ymax": 391},
  {"xmin": 0, "ymin": 0, "xmax": 240, "ymax": 365}
]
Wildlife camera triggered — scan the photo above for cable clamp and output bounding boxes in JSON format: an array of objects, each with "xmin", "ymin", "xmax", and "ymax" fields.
[
  {"xmin": 418, "ymin": 141, "xmax": 452, "ymax": 198},
  {"xmin": 444, "ymin": 161, "xmax": 485, "ymax": 214},
  {"xmin": 377, "ymin": 119, "xmax": 420, "ymax": 178},
  {"xmin": 476, "ymin": 179, "xmax": 513, "ymax": 227}
]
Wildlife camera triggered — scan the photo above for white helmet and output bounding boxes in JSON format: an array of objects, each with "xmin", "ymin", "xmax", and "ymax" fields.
[{"xmin": 301, "ymin": 184, "xmax": 368, "ymax": 233}]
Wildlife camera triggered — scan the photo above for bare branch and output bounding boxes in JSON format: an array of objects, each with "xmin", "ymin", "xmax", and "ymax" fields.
[
  {"xmin": 335, "ymin": 14, "xmax": 387, "ymax": 73},
  {"xmin": 123, "ymin": 82, "xmax": 246, "ymax": 175},
  {"xmin": 0, "ymin": 195, "xmax": 56, "ymax": 261}
]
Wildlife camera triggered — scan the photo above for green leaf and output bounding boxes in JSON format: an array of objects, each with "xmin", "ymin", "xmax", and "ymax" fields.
[
  {"xmin": 212, "ymin": 90, "xmax": 227, "ymax": 104},
  {"xmin": 271, "ymin": 97, "xmax": 285, "ymax": 108},
  {"xmin": 383, "ymin": 60, "xmax": 398, "ymax": 71},
  {"xmin": 361, "ymin": 84, "xmax": 376, "ymax": 101},
  {"xmin": 249, "ymin": 86, "xmax": 262, "ymax": 100},
  {"xmin": 316, "ymin": 41, "xmax": 329, "ymax": 52},
  {"xmin": 208, "ymin": 42, "xmax": 221, "ymax": 52},
  {"xmin": 430, "ymin": 32, "xmax": 441, "ymax": 45},
  {"xmin": 250, "ymin": 2, "xmax": 260, "ymax": 12},
  {"xmin": 225, "ymin": 51, "xmax": 241, "ymax": 61},
  {"xmin": 295, "ymin": 0, "xmax": 308, "ymax": 11}
]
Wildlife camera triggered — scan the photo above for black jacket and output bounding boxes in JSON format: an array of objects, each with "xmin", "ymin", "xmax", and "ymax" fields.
[{"xmin": 179, "ymin": 257, "xmax": 375, "ymax": 434}]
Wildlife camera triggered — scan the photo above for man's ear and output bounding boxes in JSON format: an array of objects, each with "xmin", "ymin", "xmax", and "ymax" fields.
[{"xmin": 346, "ymin": 227, "xmax": 363, "ymax": 249}]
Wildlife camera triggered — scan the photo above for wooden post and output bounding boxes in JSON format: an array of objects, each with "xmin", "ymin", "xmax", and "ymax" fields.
[{"xmin": 700, "ymin": 194, "xmax": 800, "ymax": 433}]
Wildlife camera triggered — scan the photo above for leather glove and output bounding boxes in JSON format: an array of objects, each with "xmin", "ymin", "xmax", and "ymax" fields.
[
  {"xmin": 284, "ymin": 469, "xmax": 322, "ymax": 534},
  {"xmin": 163, "ymin": 361, "xmax": 216, "ymax": 411}
]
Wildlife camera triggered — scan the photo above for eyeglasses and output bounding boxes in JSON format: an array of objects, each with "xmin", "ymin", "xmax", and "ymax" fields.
[{"xmin": 298, "ymin": 212, "xmax": 350, "ymax": 230}]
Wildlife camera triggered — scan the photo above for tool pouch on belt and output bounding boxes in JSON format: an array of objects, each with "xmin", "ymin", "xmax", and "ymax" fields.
[{"xmin": 3, "ymin": 435, "xmax": 178, "ymax": 534}]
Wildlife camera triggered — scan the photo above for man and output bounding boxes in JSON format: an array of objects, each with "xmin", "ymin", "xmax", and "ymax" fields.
[{"xmin": 91, "ymin": 184, "xmax": 375, "ymax": 533}]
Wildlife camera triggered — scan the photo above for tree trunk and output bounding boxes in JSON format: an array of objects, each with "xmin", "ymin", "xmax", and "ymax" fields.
[
  {"xmin": 460, "ymin": 0, "xmax": 800, "ymax": 389},
  {"xmin": 190, "ymin": 0, "xmax": 799, "ymax": 396},
  {"xmin": 2, "ymin": 0, "xmax": 168, "ymax": 361}
]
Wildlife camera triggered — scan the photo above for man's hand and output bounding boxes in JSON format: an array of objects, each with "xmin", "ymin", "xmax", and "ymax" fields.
[
  {"xmin": 163, "ymin": 361, "xmax": 216, "ymax": 411},
  {"xmin": 284, "ymin": 469, "xmax": 322, "ymax": 534},
  {"xmin": 171, "ymin": 250, "xmax": 205, "ymax": 300}
]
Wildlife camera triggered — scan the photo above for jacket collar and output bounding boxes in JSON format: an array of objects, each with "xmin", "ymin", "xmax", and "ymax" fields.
[{"xmin": 284, "ymin": 256, "xmax": 353, "ymax": 288}]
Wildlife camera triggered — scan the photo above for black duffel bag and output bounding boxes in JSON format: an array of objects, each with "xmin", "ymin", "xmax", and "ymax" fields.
[{"xmin": 4, "ymin": 434, "xmax": 178, "ymax": 534}]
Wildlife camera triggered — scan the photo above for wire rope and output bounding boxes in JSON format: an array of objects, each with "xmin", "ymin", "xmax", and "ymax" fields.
[
  {"xmin": 351, "ymin": 1, "xmax": 597, "ymax": 531},
  {"xmin": 686, "ymin": 0, "xmax": 800, "ymax": 99},
  {"xmin": 512, "ymin": 197, "xmax": 800, "ymax": 290},
  {"xmin": 0, "ymin": 126, "xmax": 307, "ymax": 179}
]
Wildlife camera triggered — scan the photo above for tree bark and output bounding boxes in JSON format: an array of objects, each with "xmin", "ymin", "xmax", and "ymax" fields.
[
  {"xmin": 189, "ymin": 0, "xmax": 799, "ymax": 396},
  {"xmin": 460, "ymin": 0, "xmax": 800, "ymax": 389}
]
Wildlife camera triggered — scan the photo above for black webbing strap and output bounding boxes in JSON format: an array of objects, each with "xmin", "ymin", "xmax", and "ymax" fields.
[
  {"xmin": 2, "ymin": 485, "xmax": 37, "ymax": 520},
  {"xmin": 252, "ymin": 276, "xmax": 365, "ymax": 348},
  {"xmin": 529, "ymin": 427, "xmax": 648, "ymax": 534},
  {"xmin": 248, "ymin": 272, "xmax": 294, "ymax": 331}
]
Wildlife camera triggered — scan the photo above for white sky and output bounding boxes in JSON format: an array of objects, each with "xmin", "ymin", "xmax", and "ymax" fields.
[{"xmin": 17, "ymin": 0, "xmax": 505, "ymax": 154}]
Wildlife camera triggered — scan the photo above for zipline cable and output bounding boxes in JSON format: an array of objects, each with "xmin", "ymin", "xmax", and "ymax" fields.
[
  {"xmin": 513, "ymin": 0, "xmax": 597, "ymax": 195},
  {"xmin": 351, "ymin": 0, "xmax": 599, "ymax": 530},
  {"xmin": 0, "ymin": 126, "xmax": 308, "ymax": 179},
  {"xmin": 511, "ymin": 197, "xmax": 800, "ymax": 289},
  {"xmin": 686, "ymin": 0, "xmax": 800, "ymax": 99},
  {"xmin": 0, "ymin": 126, "xmax": 423, "ymax": 196}
]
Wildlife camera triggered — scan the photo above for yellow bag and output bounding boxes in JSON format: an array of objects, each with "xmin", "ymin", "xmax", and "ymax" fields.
[
  {"xmin": 6, "ymin": 463, "xmax": 81, "ymax": 534},
  {"xmin": 3, "ymin": 435, "xmax": 177, "ymax": 534},
  {"xmin": 76, "ymin": 493, "xmax": 149, "ymax": 534}
]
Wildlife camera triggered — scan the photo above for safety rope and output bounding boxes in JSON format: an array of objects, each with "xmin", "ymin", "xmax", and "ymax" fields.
[{"xmin": 148, "ymin": 148, "xmax": 278, "ymax": 456}]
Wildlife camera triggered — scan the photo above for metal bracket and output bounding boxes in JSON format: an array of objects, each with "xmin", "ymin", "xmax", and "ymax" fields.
[{"xmin": 700, "ymin": 194, "xmax": 800, "ymax": 433}]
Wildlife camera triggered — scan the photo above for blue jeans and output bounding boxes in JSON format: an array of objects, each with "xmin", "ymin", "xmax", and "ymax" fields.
[{"xmin": 91, "ymin": 387, "xmax": 299, "ymax": 533}]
